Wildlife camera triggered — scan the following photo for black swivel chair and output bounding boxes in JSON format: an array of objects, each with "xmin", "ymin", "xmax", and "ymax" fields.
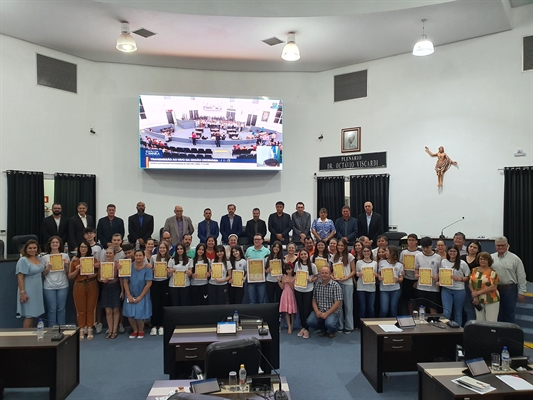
[
  {"xmin": 0, "ymin": 239, "xmax": 4, "ymax": 256},
  {"xmin": 383, "ymin": 231, "xmax": 407, "ymax": 247},
  {"xmin": 11, "ymin": 234, "xmax": 38, "ymax": 254}
]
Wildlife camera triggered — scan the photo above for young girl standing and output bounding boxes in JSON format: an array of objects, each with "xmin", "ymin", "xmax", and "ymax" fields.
[
  {"xmin": 378, "ymin": 246, "xmax": 404, "ymax": 318},
  {"xmin": 41, "ymin": 236, "xmax": 70, "ymax": 326},
  {"xmin": 332, "ymin": 239, "xmax": 356, "ymax": 333},
  {"xmin": 265, "ymin": 241, "xmax": 284, "ymax": 303},
  {"xmin": 355, "ymin": 246, "xmax": 378, "ymax": 318},
  {"xmin": 228, "ymin": 245, "xmax": 246, "ymax": 304},
  {"xmin": 167, "ymin": 243, "xmax": 192, "ymax": 306},
  {"xmin": 284, "ymin": 243, "xmax": 297, "ymax": 266},
  {"xmin": 278, "ymin": 263, "xmax": 297, "ymax": 334},
  {"xmin": 439, "ymin": 245, "xmax": 470, "ymax": 325},
  {"xmin": 190, "ymin": 243, "xmax": 210, "ymax": 305},
  {"xmin": 99, "ymin": 247, "xmax": 122, "ymax": 339},
  {"xmin": 149, "ymin": 241, "xmax": 171, "ymax": 336},
  {"xmin": 294, "ymin": 249, "xmax": 318, "ymax": 339},
  {"xmin": 208, "ymin": 245, "xmax": 232, "ymax": 305}
]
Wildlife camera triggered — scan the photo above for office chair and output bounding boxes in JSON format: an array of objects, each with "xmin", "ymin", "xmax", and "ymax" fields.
[{"xmin": 11, "ymin": 234, "xmax": 38, "ymax": 254}]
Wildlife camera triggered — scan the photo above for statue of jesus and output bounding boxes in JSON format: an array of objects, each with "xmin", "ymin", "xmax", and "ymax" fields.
[{"xmin": 425, "ymin": 146, "xmax": 457, "ymax": 187}]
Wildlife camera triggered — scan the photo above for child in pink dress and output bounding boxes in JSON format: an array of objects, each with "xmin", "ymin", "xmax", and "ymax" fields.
[{"xmin": 278, "ymin": 264, "xmax": 297, "ymax": 334}]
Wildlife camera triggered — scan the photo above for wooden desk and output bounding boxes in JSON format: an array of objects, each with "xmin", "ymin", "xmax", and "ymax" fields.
[
  {"xmin": 0, "ymin": 328, "xmax": 80, "ymax": 400},
  {"xmin": 146, "ymin": 377, "xmax": 290, "ymax": 399},
  {"xmin": 361, "ymin": 318, "xmax": 463, "ymax": 393},
  {"xmin": 169, "ymin": 325, "xmax": 272, "ymax": 379},
  {"xmin": 418, "ymin": 361, "xmax": 533, "ymax": 399}
]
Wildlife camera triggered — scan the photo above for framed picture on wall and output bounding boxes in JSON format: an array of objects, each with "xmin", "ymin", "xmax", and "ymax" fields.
[
  {"xmin": 341, "ymin": 127, "xmax": 361, "ymax": 153},
  {"xmin": 261, "ymin": 111, "xmax": 270, "ymax": 122}
]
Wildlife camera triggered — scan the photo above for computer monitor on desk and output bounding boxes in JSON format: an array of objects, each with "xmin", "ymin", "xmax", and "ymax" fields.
[{"xmin": 205, "ymin": 338, "xmax": 261, "ymax": 379}]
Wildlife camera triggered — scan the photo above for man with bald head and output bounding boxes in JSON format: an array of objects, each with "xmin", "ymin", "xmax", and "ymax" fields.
[
  {"xmin": 163, "ymin": 205, "xmax": 194, "ymax": 245},
  {"xmin": 357, "ymin": 201, "xmax": 383, "ymax": 246},
  {"xmin": 128, "ymin": 201, "xmax": 154, "ymax": 249}
]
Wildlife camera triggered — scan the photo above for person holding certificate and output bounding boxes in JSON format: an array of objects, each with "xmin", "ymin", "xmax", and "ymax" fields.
[
  {"xmin": 331, "ymin": 239, "xmax": 356, "ymax": 334},
  {"xmin": 41, "ymin": 236, "xmax": 70, "ymax": 326},
  {"xmin": 208, "ymin": 245, "xmax": 232, "ymax": 305},
  {"xmin": 228, "ymin": 246, "xmax": 246, "ymax": 304},
  {"xmin": 150, "ymin": 241, "xmax": 171, "ymax": 335},
  {"xmin": 469, "ymin": 252, "xmax": 500, "ymax": 322},
  {"xmin": 294, "ymin": 249, "xmax": 318, "ymax": 339},
  {"xmin": 99, "ymin": 247, "xmax": 122, "ymax": 339},
  {"xmin": 265, "ymin": 241, "xmax": 284, "ymax": 303},
  {"xmin": 244, "ymin": 234, "xmax": 270, "ymax": 304},
  {"xmin": 377, "ymin": 246, "xmax": 404, "ymax": 318},
  {"xmin": 190, "ymin": 243, "xmax": 211, "ymax": 305},
  {"xmin": 414, "ymin": 237, "xmax": 442, "ymax": 314},
  {"xmin": 69, "ymin": 240, "xmax": 99, "ymax": 340},
  {"xmin": 356, "ymin": 246, "xmax": 378, "ymax": 319},
  {"xmin": 16, "ymin": 240, "xmax": 45, "ymax": 328},
  {"xmin": 205, "ymin": 236, "xmax": 217, "ymax": 261},
  {"xmin": 350, "ymin": 240, "xmax": 364, "ymax": 262},
  {"xmin": 399, "ymin": 234, "xmax": 420, "ymax": 315},
  {"xmin": 439, "ymin": 245, "xmax": 470, "ymax": 325},
  {"xmin": 312, "ymin": 240, "xmax": 330, "ymax": 272},
  {"xmin": 167, "ymin": 243, "xmax": 192, "ymax": 306},
  {"xmin": 123, "ymin": 250, "xmax": 153, "ymax": 339},
  {"xmin": 461, "ymin": 240, "xmax": 482, "ymax": 324}
]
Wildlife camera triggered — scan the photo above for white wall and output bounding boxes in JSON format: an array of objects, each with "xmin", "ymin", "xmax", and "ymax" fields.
[{"xmin": 1, "ymin": 5, "xmax": 531, "ymax": 244}]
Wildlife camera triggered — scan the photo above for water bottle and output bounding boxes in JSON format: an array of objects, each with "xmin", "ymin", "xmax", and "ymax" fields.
[
  {"xmin": 135, "ymin": 240, "xmax": 140, "ymax": 250},
  {"xmin": 419, "ymin": 305, "xmax": 425, "ymax": 322},
  {"xmin": 501, "ymin": 346, "xmax": 510, "ymax": 371},
  {"xmin": 233, "ymin": 310, "xmax": 239, "ymax": 327},
  {"xmin": 64, "ymin": 242, "xmax": 68, "ymax": 254},
  {"xmin": 37, "ymin": 319, "xmax": 44, "ymax": 340},
  {"xmin": 239, "ymin": 364, "xmax": 247, "ymax": 391}
]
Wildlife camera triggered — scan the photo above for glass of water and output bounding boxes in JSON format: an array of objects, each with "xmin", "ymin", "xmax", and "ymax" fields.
[{"xmin": 491, "ymin": 353, "xmax": 500, "ymax": 371}]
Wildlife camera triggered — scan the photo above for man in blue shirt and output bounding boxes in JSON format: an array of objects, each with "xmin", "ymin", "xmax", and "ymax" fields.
[{"xmin": 335, "ymin": 206, "xmax": 358, "ymax": 245}]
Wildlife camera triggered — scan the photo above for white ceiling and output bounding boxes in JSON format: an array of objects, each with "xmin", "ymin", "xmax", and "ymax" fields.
[{"xmin": 0, "ymin": 0, "xmax": 530, "ymax": 72}]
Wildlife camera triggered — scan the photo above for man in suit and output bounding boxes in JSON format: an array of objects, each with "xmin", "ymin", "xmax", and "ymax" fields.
[
  {"xmin": 127, "ymin": 201, "xmax": 154, "ymax": 248},
  {"xmin": 219, "ymin": 204, "xmax": 242, "ymax": 244},
  {"xmin": 356, "ymin": 201, "xmax": 383, "ymax": 246},
  {"xmin": 68, "ymin": 202, "xmax": 95, "ymax": 251},
  {"xmin": 96, "ymin": 204, "xmax": 125, "ymax": 249},
  {"xmin": 291, "ymin": 202, "xmax": 311, "ymax": 246},
  {"xmin": 335, "ymin": 205, "xmax": 358, "ymax": 245},
  {"xmin": 41, "ymin": 203, "xmax": 69, "ymax": 245},
  {"xmin": 163, "ymin": 205, "xmax": 194, "ymax": 245},
  {"xmin": 245, "ymin": 208, "xmax": 267, "ymax": 243},
  {"xmin": 197, "ymin": 208, "xmax": 219, "ymax": 243},
  {"xmin": 268, "ymin": 201, "xmax": 292, "ymax": 245}
]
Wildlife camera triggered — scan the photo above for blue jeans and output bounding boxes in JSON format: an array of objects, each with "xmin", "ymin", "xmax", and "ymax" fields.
[
  {"xmin": 357, "ymin": 290, "xmax": 376, "ymax": 318},
  {"xmin": 498, "ymin": 284, "xmax": 518, "ymax": 323},
  {"xmin": 43, "ymin": 287, "xmax": 69, "ymax": 326},
  {"xmin": 338, "ymin": 284, "xmax": 354, "ymax": 331},
  {"xmin": 247, "ymin": 283, "xmax": 267, "ymax": 304},
  {"xmin": 463, "ymin": 285, "xmax": 476, "ymax": 325},
  {"xmin": 379, "ymin": 289, "xmax": 401, "ymax": 318},
  {"xmin": 441, "ymin": 287, "xmax": 466, "ymax": 325},
  {"xmin": 306, "ymin": 311, "xmax": 339, "ymax": 334}
]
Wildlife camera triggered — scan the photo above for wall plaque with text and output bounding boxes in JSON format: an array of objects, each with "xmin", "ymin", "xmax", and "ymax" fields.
[{"xmin": 319, "ymin": 152, "xmax": 387, "ymax": 171}]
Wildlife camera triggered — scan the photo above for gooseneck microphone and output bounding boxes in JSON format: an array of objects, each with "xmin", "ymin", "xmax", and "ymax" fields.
[
  {"xmin": 254, "ymin": 343, "xmax": 288, "ymax": 400},
  {"xmin": 237, "ymin": 313, "xmax": 269, "ymax": 336},
  {"xmin": 439, "ymin": 217, "xmax": 465, "ymax": 238}
]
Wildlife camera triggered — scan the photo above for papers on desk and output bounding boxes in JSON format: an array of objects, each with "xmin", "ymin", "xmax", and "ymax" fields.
[
  {"xmin": 452, "ymin": 376, "xmax": 496, "ymax": 394},
  {"xmin": 496, "ymin": 374, "xmax": 533, "ymax": 390},
  {"xmin": 379, "ymin": 324, "xmax": 403, "ymax": 332}
]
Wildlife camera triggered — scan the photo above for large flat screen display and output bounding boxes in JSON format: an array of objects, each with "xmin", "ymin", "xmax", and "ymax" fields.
[{"xmin": 139, "ymin": 95, "xmax": 283, "ymax": 170}]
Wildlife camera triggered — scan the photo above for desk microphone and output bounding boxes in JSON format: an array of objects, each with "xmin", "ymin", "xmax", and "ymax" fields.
[
  {"xmin": 411, "ymin": 298, "xmax": 458, "ymax": 328},
  {"xmin": 439, "ymin": 217, "xmax": 464, "ymax": 239},
  {"xmin": 254, "ymin": 343, "xmax": 288, "ymax": 400},
  {"xmin": 237, "ymin": 313, "xmax": 269, "ymax": 336},
  {"xmin": 17, "ymin": 314, "xmax": 72, "ymax": 341}
]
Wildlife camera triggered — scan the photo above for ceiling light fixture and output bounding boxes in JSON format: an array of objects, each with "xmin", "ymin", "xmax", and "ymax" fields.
[
  {"xmin": 281, "ymin": 32, "xmax": 300, "ymax": 61},
  {"xmin": 116, "ymin": 22, "xmax": 137, "ymax": 53},
  {"xmin": 413, "ymin": 19, "xmax": 434, "ymax": 56}
]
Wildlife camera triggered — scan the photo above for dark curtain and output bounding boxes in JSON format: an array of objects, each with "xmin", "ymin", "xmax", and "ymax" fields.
[
  {"xmin": 6, "ymin": 170, "xmax": 44, "ymax": 251},
  {"xmin": 316, "ymin": 176, "xmax": 345, "ymax": 221},
  {"xmin": 54, "ymin": 173, "xmax": 97, "ymax": 220},
  {"xmin": 349, "ymin": 174, "xmax": 390, "ymax": 231},
  {"xmin": 503, "ymin": 166, "xmax": 533, "ymax": 281}
]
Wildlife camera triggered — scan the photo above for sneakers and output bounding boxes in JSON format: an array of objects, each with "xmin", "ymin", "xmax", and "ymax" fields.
[
  {"xmin": 118, "ymin": 323, "xmax": 125, "ymax": 333},
  {"xmin": 158, "ymin": 327, "xmax": 164, "ymax": 336},
  {"xmin": 150, "ymin": 327, "xmax": 157, "ymax": 336},
  {"xmin": 129, "ymin": 332, "xmax": 137, "ymax": 339},
  {"xmin": 344, "ymin": 330, "xmax": 352, "ymax": 335},
  {"xmin": 94, "ymin": 322, "xmax": 103, "ymax": 334},
  {"xmin": 297, "ymin": 328, "xmax": 305, "ymax": 337},
  {"xmin": 137, "ymin": 332, "xmax": 144, "ymax": 339}
]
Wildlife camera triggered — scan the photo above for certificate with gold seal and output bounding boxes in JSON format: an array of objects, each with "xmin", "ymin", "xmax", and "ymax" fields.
[
  {"xmin": 118, "ymin": 259, "xmax": 131, "ymax": 277},
  {"xmin": 269, "ymin": 259, "xmax": 282, "ymax": 276},
  {"xmin": 439, "ymin": 269, "xmax": 453, "ymax": 287},
  {"xmin": 403, "ymin": 254, "xmax": 415, "ymax": 271},
  {"xmin": 418, "ymin": 268, "xmax": 432, "ymax": 286},
  {"xmin": 247, "ymin": 260, "xmax": 265, "ymax": 283},
  {"xmin": 381, "ymin": 267, "xmax": 395, "ymax": 285},
  {"xmin": 333, "ymin": 263, "xmax": 345, "ymax": 279},
  {"xmin": 315, "ymin": 257, "xmax": 327, "ymax": 270},
  {"xmin": 232, "ymin": 270, "xmax": 244, "ymax": 287},
  {"xmin": 362, "ymin": 267, "xmax": 375, "ymax": 284},
  {"xmin": 211, "ymin": 263, "xmax": 223, "ymax": 279},
  {"xmin": 80, "ymin": 257, "xmax": 94, "ymax": 275},
  {"xmin": 173, "ymin": 271, "xmax": 186, "ymax": 287},
  {"xmin": 154, "ymin": 262, "xmax": 167, "ymax": 279},
  {"xmin": 50, "ymin": 254, "xmax": 64, "ymax": 271},
  {"xmin": 295, "ymin": 270, "xmax": 308, "ymax": 288},
  {"xmin": 100, "ymin": 262, "xmax": 114, "ymax": 280},
  {"xmin": 195, "ymin": 264, "xmax": 207, "ymax": 280}
]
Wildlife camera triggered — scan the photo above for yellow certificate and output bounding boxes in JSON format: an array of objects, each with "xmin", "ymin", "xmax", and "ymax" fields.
[
  {"xmin": 154, "ymin": 262, "xmax": 167, "ymax": 279},
  {"xmin": 333, "ymin": 263, "xmax": 345, "ymax": 279},
  {"xmin": 419, "ymin": 268, "xmax": 432, "ymax": 286},
  {"xmin": 403, "ymin": 254, "xmax": 415, "ymax": 271},
  {"xmin": 232, "ymin": 270, "xmax": 244, "ymax": 287},
  {"xmin": 315, "ymin": 257, "xmax": 327, "ymax": 270},
  {"xmin": 50, "ymin": 254, "xmax": 64, "ymax": 271},
  {"xmin": 362, "ymin": 267, "xmax": 375, "ymax": 284},
  {"xmin": 80, "ymin": 257, "xmax": 94, "ymax": 275},
  {"xmin": 195, "ymin": 264, "xmax": 207, "ymax": 280},
  {"xmin": 211, "ymin": 263, "xmax": 223, "ymax": 279},
  {"xmin": 439, "ymin": 269, "xmax": 453, "ymax": 287},
  {"xmin": 247, "ymin": 260, "xmax": 265, "ymax": 283},
  {"xmin": 118, "ymin": 259, "xmax": 131, "ymax": 277},
  {"xmin": 269, "ymin": 259, "xmax": 282, "ymax": 276},
  {"xmin": 295, "ymin": 270, "xmax": 308, "ymax": 288},
  {"xmin": 381, "ymin": 267, "xmax": 395, "ymax": 285},
  {"xmin": 173, "ymin": 271, "xmax": 186, "ymax": 287},
  {"xmin": 100, "ymin": 262, "xmax": 114, "ymax": 280}
]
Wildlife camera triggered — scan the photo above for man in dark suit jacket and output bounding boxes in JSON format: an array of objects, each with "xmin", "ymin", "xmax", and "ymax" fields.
[
  {"xmin": 268, "ymin": 201, "xmax": 292, "ymax": 245},
  {"xmin": 219, "ymin": 204, "xmax": 242, "ymax": 244},
  {"xmin": 69, "ymin": 202, "xmax": 95, "ymax": 251},
  {"xmin": 197, "ymin": 208, "xmax": 220, "ymax": 243},
  {"xmin": 245, "ymin": 208, "xmax": 267, "ymax": 243},
  {"xmin": 96, "ymin": 204, "xmax": 125, "ymax": 248},
  {"xmin": 127, "ymin": 201, "xmax": 154, "ymax": 248},
  {"xmin": 357, "ymin": 201, "xmax": 384, "ymax": 246},
  {"xmin": 41, "ymin": 203, "xmax": 69, "ymax": 245}
]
